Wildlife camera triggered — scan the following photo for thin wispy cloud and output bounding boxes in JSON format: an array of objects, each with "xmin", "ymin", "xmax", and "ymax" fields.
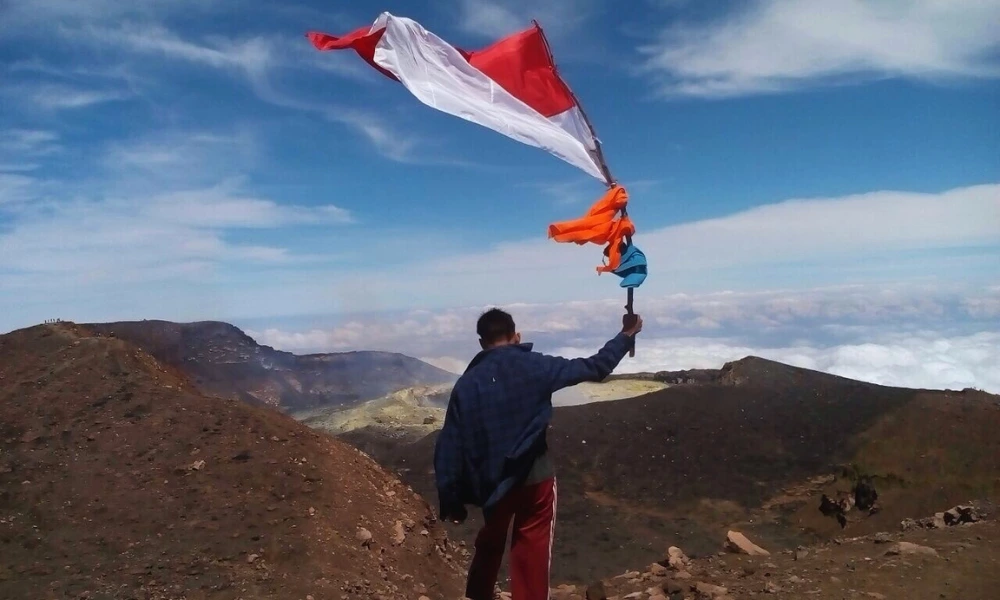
[
  {"xmin": 0, "ymin": 130, "xmax": 62, "ymax": 157},
  {"xmin": 0, "ymin": 164, "xmax": 39, "ymax": 173},
  {"xmin": 9, "ymin": 83, "xmax": 131, "ymax": 110},
  {"xmin": 640, "ymin": 0, "xmax": 1000, "ymax": 97},
  {"xmin": 1, "ymin": 182, "xmax": 350, "ymax": 278},
  {"xmin": 456, "ymin": 0, "xmax": 598, "ymax": 40}
]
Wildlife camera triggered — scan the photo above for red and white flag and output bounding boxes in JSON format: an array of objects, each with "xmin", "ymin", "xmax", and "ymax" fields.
[{"xmin": 307, "ymin": 12, "xmax": 612, "ymax": 185}]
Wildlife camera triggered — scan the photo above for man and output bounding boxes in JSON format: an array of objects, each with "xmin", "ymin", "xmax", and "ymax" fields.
[{"xmin": 434, "ymin": 308, "xmax": 642, "ymax": 600}]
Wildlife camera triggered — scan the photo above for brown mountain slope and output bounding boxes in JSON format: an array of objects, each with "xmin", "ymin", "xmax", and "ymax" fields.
[
  {"xmin": 350, "ymin": 357, "xmax": 1000, "ymax": 584},
  {"xmin": 0, "ymin": 323, "xmax": 466, "ymax": 600},
  {"xmin": 85, "ymin": 320, "xmax": 456, "ymax": 412}
]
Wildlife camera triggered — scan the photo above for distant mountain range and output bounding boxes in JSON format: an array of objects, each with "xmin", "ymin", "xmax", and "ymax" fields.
[{"xmin": 85, "ymin": 320, "xmax": 456, "ymax": 412}]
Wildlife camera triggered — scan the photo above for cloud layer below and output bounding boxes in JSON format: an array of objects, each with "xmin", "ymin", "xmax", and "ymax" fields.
[{"xmin": 246, "ymin": 284, "xmax": 1000, "ymax": 394}]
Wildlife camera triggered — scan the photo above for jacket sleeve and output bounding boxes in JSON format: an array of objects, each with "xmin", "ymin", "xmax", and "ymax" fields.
[
  {"xmin": 538, "ymin": 332, "xmax": 634, "ymax": 393},
  {"xmin": 433, "ymin": 388, "xmax": 464, "ymax": 518}
]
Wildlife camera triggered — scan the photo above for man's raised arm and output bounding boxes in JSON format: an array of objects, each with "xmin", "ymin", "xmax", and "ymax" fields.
[{"xmin": 538, "ymin": 315, "xmax": 643, "ymax": 392}]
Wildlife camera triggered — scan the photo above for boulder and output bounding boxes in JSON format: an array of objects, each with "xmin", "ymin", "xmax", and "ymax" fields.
[
  {"xmin": 885, "ymin": 542, "xmax": 939, "ymax": 557},
  {"xmin": 666, "ymin": 546, "xmax": 691, "ymax": 570},
  {"xmin": 693, "ymin": 582, "xmax": 729, "ymax": 599},
  {"xmin": 944, "ymin": 505, "xmax": 982, "ymax": 525},
  {"xmin": 725, "ymin": 531, "xmax": 770, "ymax": 556}
]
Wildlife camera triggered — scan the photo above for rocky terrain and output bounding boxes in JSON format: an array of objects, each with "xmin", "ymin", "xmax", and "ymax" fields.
[
  {"xmin": 4, "ymin": 322, "xmax": 998, "ymax": 599},
  {"xmin": 546, "ymin": 508, "xmax": 998, "ymax": 600},
  {"xmin": 346, "ymin": 357, "xmax": 1000, "ymax": 583},
  {"xmin": 0, "ymin": 323, "xmax": 467, "ymax": 600},
  {"xmin": 85, "ymin": 320, "xmax": 455, "ymax": 412}
]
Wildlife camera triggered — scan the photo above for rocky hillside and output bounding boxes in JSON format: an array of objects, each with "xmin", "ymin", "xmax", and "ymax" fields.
[
  {"xmin": 0, "ymin": 323, "xmax": 466, "ymax": 600},
  {"xmin": 85, "ymin": 320, "xmax": 456, "ymax": 412},
  {"xmin": 345, "ymin": 356, "xmax": 1000, "ymax": 583}
]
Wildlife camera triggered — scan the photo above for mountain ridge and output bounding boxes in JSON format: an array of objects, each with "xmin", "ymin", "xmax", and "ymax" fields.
[
  {"xmin": 84, "ymin": 319, "xmax": 456, "ymax": 412},
  {"xmin": 0, "ymin": 322, "xmax": 467, "ymax": 600}
]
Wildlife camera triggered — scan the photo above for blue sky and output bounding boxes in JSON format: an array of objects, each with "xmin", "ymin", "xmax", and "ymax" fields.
[{"xmin": 1, "ymin": 1, "xmax": 999, "ymax": 390}]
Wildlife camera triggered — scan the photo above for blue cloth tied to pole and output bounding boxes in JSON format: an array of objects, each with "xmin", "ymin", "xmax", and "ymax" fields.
[{"xmin": 611, "ymin": 242, "xmax": 647, "ymax": 289}]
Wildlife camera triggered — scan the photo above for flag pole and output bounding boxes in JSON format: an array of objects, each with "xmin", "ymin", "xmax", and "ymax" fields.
[{"xmin": 535, "ymin": 21, "xmax": 636, "ymax": 356}]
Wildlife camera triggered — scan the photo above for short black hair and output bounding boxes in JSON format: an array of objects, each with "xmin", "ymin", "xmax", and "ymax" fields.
[{"xmin": 477, "ymin": 308, "xmax": 515, "ymax": 344}]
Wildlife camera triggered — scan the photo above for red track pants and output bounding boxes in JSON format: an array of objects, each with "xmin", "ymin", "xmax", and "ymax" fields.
[{"xmin": 465, "ymin": 477, "xmax": 557, "ymax": 600}]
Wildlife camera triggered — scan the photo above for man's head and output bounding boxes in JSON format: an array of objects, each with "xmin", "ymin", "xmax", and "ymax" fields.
[{"xmin": 477, "ymin": 308, "xmax": 520, "ymax": 349}]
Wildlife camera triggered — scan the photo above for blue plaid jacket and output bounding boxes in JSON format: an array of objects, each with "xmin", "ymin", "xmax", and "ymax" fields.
[{"xmin": 433, "ymin": 332, "xmax": 633, "ymax": 518}]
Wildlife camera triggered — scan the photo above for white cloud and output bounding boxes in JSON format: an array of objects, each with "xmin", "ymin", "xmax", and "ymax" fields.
[
  {"xmin": 331, "ymin": 183, "xmax": 999, "ymax": 307},
  {"xmin": 246, "ymin": 285, "xmax": 1000, "ymax": 394},
  {"xmin": 640, "ymin": 0, "xmax": 1000, "ymax": 97},
  {"xmin": 556, "ymin": 331, "xmax": 1000, "ymax": 394},
  {"xmin": 0, "ymin": 182, "xmax": 348, "ymax": 279},
  {"xmin": 0, "ymin": 174, "xmax": 37, "ymax": 205},
  {"xmin": 0, "ymin": 130, "xmax": 61, "ymax": 156},
  {"xmin": 15, "ymin": 83, "xmax": 130, "ymax": 110},
  {"xmin": 456, "ymin": 0, "xmax": 597, "ymax": 40},
  {"xmin": 72, "ymin": 23, "xmax": 274, "ymax": 77}
]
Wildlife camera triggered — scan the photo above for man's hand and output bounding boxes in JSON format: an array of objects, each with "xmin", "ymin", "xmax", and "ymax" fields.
[
  {"xmin": 622, "ymin": 313, "xmax": 643, "ymax": 337},
  {"xmin": 440, "ymin": 503, "xmax": 467, "ymax": 525}
]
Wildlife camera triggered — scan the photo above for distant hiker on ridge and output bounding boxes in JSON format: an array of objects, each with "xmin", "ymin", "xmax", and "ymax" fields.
[{"xmin": 434, "ymin": 307, "xmax": 642, "ymax": 600}]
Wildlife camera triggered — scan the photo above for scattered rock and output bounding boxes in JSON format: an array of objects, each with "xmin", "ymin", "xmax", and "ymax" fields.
[
  {"xmin": 392, "ymin": 520, "xmax": 406, "ymax": 545},
  {"xmin": 794, "ymin": 549, "xmax": 808, "ymax": 561},
  {"xmin": 356, "ymin": 527, "xmax": 373, "ymax": 548},
  {"xmin": 586, "ymin": 581, "xmax": 607, "ymax": 600},
  {"xmin": 650, "ymin": 563, "xmax": 669, "ymax": 577},
  {"xmin": 666, "ymin": 546, "xmax": 691, "ymax": 569},
  {"xmin": 944, "ymin": 505, "xmax": 982, "ymax": 525},
  {"xmin": 189, "ymin": 459, "xmax": 206, "ymax": 471},
  {"xmin": 866, "ymin": 593, "xmax": 886, "ymax": 600},
  {"xmin": 725, "ymin": 531, "xmax": 770, "ymax": 556},
  {"xmin": 885, "ymin": 541, "xmax": 938, "ymax": 557},
  {"xmin": 422, "ymin": 416, "xmax": 437, "ymax": 425},
  {"xmin": 693, "ymin": 582, "xmax": 729, "ymax": 599},
  {"xmin": 764, "ymin": 581, "xmax": 781, "ymax": 594},
  {"xmin": 663, "ymin": 579, "xmax": 685, "ymax": 595},
  {"xmin": 673, "ymin": 571, "xmax": 692, "ymax": 580},
  {"xmin": 873, "ymin": 532, "xmax": 892, "ymax": 544},
  {"xmin": 246, "ymin": 554, "xmax": 259, "ymax": 564}
]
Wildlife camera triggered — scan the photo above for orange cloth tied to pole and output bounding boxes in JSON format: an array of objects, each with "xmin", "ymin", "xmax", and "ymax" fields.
[{"xmin": 548, "ymin": 185, "xmax": 634, "ymax": 273}]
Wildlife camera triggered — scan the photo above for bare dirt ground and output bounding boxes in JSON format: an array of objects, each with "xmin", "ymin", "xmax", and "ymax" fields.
[{"xmin": 0, "ymin": 324, "xmax": 467, "ymax": 600}]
